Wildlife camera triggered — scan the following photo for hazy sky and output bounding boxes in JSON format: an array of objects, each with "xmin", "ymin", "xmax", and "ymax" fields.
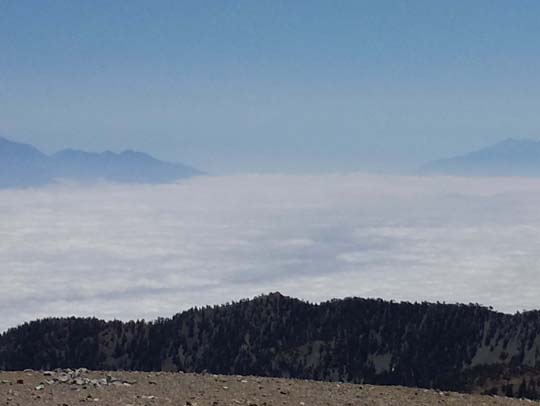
[{"xmin": 2, "ymin": 1, "xmax": 540, "ymax": 172}]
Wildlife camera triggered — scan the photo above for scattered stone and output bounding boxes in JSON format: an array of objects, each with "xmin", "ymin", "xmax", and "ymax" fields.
[
  {"xmin": 58, "ymin": 374, "xmax": 70, "ymax": 383},
  {"xmin": 28, "ymin": 369, "xmax": 138, "ymax": 389}
]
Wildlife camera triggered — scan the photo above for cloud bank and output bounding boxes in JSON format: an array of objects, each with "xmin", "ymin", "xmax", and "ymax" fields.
[{"xmin": 2, "ymin": 173, "xmax": 540, "ymax": 331}]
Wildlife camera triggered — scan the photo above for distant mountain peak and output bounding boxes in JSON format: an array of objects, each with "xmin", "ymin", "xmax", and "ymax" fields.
[
  {"xmin": 0, "ymin": 136, "xmax": 46, "ymax": 159},
  {"xmin": 496, "ymin": 137, "xmax": 526, "ymax": 144},
  {"xmin": 420, "ymin": 138, "xmax": 540, "ymax": 176},
  {"xmin": 486, "ymin": 137, "xmax": 540, "ymax": 150},
  {"xmin": 0, "ymin": 136, "xmax": 202, "ymax": 188}
]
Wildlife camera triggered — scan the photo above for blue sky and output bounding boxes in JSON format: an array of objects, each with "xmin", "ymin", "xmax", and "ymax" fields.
[{"xmin": 1, "ymin": 0, "xmax": 540, "ymax": 173}]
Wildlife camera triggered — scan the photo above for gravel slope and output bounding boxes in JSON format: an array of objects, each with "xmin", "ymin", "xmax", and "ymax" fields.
[{"xmin": 0, "ymin": 370, "xmax": 538, "ymax": 406}]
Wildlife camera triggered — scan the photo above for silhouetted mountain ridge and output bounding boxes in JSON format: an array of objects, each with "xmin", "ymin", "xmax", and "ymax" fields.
[
  {"xmin": 0, "ymin": 136, "xmax": 201, "ymax": 187},
  {"xmin": 2, "ymin": 293, "xmax": 540, "ymax": 399},
  {"xmin": 421, "ymin": 138, "xmax": 540, "ymax": 176}
]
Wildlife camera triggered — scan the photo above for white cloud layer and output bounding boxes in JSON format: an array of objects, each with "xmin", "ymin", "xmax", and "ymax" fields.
[{"xmin": 3, "ymin": 173, "xmax": 540, "ymax": 331}]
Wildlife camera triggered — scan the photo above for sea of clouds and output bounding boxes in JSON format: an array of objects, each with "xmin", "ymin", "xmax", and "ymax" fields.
[{"xmin": 2, "ymin": 173, "xmax": 540, "ymax": 331}]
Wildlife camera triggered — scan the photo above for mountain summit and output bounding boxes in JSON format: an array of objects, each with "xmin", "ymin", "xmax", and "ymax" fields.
[
  {"xmin": 0, "ymin": 137, "xmax": 202, "ymax": 188},
  {"xmin": 420, "ymin": 138, "xmax": 540, "ymax": 176}
]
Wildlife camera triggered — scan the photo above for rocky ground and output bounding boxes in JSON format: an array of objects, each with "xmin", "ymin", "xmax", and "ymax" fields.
[{"xmin": 0, "ymin": 369, "xmax": 538, "ymax": 406}]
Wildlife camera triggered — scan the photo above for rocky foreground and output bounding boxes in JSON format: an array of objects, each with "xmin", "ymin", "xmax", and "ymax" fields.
[{"xmin": 0, "ymin": 370, "xmax": 538, "ymax": 406}]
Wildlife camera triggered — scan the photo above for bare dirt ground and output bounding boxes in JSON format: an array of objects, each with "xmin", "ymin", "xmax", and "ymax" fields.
[{"xmin": 0, "ymin": 370, "xmax": 538, "ymax": 406}]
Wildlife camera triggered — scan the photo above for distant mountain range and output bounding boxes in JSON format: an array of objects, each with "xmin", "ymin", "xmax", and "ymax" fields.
[
  {"xmin": 421, "ymin": 138, "xmax": 540, "ymax": 176},
  {"xmin": 3, "ymin": 293, "xmax": 540, "ymax": 400},
  {"xmin": 0, "ymin": 136, "xmax": 202, "ymax": 188}
]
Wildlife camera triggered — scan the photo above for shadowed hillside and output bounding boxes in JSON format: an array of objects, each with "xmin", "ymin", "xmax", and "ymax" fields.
[{"xmin": 3, "ymin": 293, "xmax": 540, "ymax": 399}]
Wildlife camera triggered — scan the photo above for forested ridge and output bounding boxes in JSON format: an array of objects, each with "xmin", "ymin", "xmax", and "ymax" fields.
[{"xmin": 3, "ymin": 293, "xmax": 540, "ymax": 399}]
